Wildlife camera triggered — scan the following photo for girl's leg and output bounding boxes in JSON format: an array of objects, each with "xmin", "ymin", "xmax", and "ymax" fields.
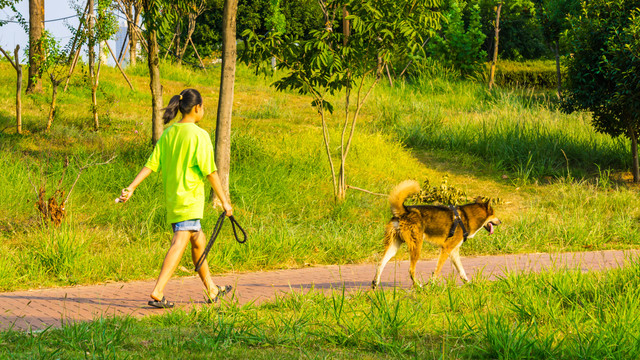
[
  {"xmin": 190, "ymin": 230, "xmax": 219, "ymax": 299},
  {"xmin": 150, "ymin": 230, "xmax": 191, "ymax": 301}
]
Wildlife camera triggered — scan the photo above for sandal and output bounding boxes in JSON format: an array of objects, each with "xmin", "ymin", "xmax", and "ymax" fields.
[
  {"xmin": 148, "ymin": 296, "xmax": 174, "ymax": 309},
  {"xmin": 206, "ymin": 285, "xmax": 233, "ymax": 304}
]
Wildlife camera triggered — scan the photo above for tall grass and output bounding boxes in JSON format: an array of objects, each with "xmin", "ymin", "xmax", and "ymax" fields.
[{"xmin": 372, "ymin": 78, "xmax": 630, "ymax": 179}]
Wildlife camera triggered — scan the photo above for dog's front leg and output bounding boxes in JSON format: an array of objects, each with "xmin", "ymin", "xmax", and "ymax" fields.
[
  {"xmin": 450, "ymin": 246, "xmax": 469, "ymax": 283},
  {"xmin": 372, "ymin": 237, "xmax": 402, "ymax": 290}
]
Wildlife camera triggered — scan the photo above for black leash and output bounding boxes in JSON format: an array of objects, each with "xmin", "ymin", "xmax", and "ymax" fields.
[
  {"xmin": 194, "ymin": 212, "xmax": 248, "ymax": 272},
  {"xmin": 448, "ymin": 205, "xmax": 469, "ymax": 242}
]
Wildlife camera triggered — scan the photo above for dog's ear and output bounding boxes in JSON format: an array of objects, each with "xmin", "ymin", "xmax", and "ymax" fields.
[{"xmin": 475, "ymin": 196, "xmax": 492, "ymax": 208}]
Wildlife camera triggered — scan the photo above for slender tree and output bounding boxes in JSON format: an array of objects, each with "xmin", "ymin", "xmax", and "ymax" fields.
[
  {"xmin": 244, "ymin": 0, "xmax": 443, "ymax": 201},
  {"xmin": 215, "ymin": 0, "xmax": 238, "ymax": 197},
  {"xmin": 88, "ymin": 0, "xmax": 98, "ymax": 130},
  {"xmin": 141, "ymin": 0, "xmax": 173, "ymax": 144},
  {"xmin": 178, "ymin": 1, "xmax": 206, "ymax": 64},
  {"xmin": 26, "ymin": 0, "xmax": 44, "ymax": 94},
  {"xmin": 0, "ymin": 45, "xmax": 22, "ymax": 134},
  {"xmin": 488, "ymin": 1, "xmax": 502, "ymax": 89},
  {"xmin": 487, "ymin": 0, "xmax": 535, "ymax": 89},
  {"xmin": 81, "ymin": 0, "xmax": 117, "ymax": 131},
  {"xmin": 124, "ymin": 0, "xmax": 141, "ymax": 66},
  {"xmin": 39, "ymin": 32, "xmax": 71, "ymax": 131},
  {"xmin": 534, "ymin": 0, "xmax": 580, "ymax": 98}
]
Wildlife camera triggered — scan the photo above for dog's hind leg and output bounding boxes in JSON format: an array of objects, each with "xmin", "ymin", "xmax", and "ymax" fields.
[
  {"xmin": 432, "ymin": 248, "xmax": 452, "ymax": 282},
  {"xmin": 408, "ymin": 237, "xmax": 423, "ymax": 288},
  {"xmin": 450, "ymin": 245, "xmax": 469, "ymax": 283},
  {"xmin": 372, "ymin": 235, "xmax": 402, "ymax": 290}
]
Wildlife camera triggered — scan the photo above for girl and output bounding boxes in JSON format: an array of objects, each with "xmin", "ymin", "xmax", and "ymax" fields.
[{"xmin": 118, "ymin": 88, "xmax": 233, "ymax": 308}]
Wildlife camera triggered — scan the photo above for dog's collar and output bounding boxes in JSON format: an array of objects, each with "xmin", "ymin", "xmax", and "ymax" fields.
[{"xmin": 448, "ymin": 205, "xmax": 469, "ymax": 242}]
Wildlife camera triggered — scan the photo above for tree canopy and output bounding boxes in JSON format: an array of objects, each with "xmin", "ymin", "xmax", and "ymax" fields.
[
  {"xmin": 190, "ymin": 0, "xmax": 323, "ymax": 58},
  {"xmin": 563, "ymin": 0, "xmax": 640, "ymax": 181},
  {"xmin": 242, "ymin": 0, "xmax": 443, "ymax": 200}
]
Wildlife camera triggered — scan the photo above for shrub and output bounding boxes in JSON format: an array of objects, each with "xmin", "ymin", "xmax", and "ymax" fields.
[
  {"xmin": 490, "ymin": 60, "xmax": 560, "ymax": 88},
  {"xmin": 428, "ymin": 0, "xmax": 487, "ymax": 78}
]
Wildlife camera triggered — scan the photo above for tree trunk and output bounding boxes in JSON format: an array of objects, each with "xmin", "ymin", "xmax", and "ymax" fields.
[
  {"xmin": 488, "ymin": 2, "xmax": 502, "ymax": 90},
  {"xmin": 26, "ymin": 0, "xmax": 44, "ymax": 94},
  {"xmin": 16, "ymin": 48, "xmax": 22, "ymax": 135},
  {"xmin": 46, "ymin": 78, "xmax": 60, "ymax": 131},
  {"xmin": 141, "ymin": 0, "xmax": 164, "ymax": 144},
  {"xmin": 172, "ymin": 20, "xmax": 182, "ymax": 62},
  {"xmin": 336, "ymin": 7, "xmax": 351, "ymax": 201},
  {"xmin": 630, "ymin": 125, "xmax": 639, "ymax": 183},
  {"xmin": 178, "ymin": 13, "xmax": 199, "ymax": 65},
  {"xmin": 338, "ymin": 85, "xmax": 349, "ymax": 202},
  {"xmin": 320, "ymin": 105, "xmax": 338, "ymax": 200},
  {"xmin": 92, "ymin": 62, "xmax": 101, "ymax": 131},
  {"xmin": 1, "ymin": 45, "xmax": 23, "ymax": 134},
  {"xmin": 125, "ymin": 4, "xmax": 134, "ymax": 63},
  {"xmin": 63, "ymin": 47, "xmax": 81, "ymax": 92},
  {"xmin": 127, "ymin": 4, "xmax": 140, "ymax": 66},
  {"xmin": 147, "ymin": 27, "xmax": 164, "ymax": 145},
  {"xmin": 214, "ymin": 0, "xmax": 238, "ymax": 198},
  {"xmin": 88, "ymin": 0, "xmax": 99, "ymax": 131},
  {"xmin": 385, "ymin": 64, "xmax": 393, "ymax": 87},
  {"xmin": 117, "ymin": 34, "xmax": 129, "ymax": 64},
  {"xmin": 554, "ymin": 40, "xmax": 562, "ymax": 99},
  {"xmin": 342, "ymin": 7, "xmax": 349, "ymax": 46}
]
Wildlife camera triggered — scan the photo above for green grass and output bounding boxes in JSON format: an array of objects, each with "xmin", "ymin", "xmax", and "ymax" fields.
[
  {"xmin": 373, "ymin": 77, "xmax": 629, "ymax": 180},
  {"xmin": 1, "ymin": 61, "xmax": 639, "ymax": 293},
  {"xmin": 2, "ymin": 55, "xmax": 640, "ymax": 358},
  {"xmin": 3, "ymin": 257, "xmax": 640, "ymax": 358}
]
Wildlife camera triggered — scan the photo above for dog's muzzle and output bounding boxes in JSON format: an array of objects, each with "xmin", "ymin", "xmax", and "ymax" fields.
[{"xmin": 484, "ymin": 219, "xmax": 501, "ymax": 235}]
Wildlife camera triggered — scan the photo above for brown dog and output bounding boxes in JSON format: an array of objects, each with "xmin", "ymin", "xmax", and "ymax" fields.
[{"xmin": 372, "ymin": 180, "xmax": 501, "ymax": 289}]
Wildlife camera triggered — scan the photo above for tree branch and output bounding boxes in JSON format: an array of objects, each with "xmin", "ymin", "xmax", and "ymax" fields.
[
  {"xmin": 0, "ymin": 45, "xmax": 18, "ymax": 70},
  {"xmin": 63, "ymin": 154, "xmax": 117, "ymax": 206},
  {"xmin": 346, "ymin": 185, "xmax": 386, "ymax": 197}
]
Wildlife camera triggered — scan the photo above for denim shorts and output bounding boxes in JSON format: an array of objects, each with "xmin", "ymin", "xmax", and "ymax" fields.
[{"xmin": 171, "ymin": 219, "xmax": 202, "ymax": 232}]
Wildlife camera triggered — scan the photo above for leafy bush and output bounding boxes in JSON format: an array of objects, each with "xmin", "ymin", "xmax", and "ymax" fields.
[
  {"xmin": 406, "ymin": 176, "xmax": 469, "ymax": 205},
  {"xmin": 405, "ymin": 58, "xmax": 461, "ymax": 83},
  {"xmin": 490, "ymin": 60, "xmax": 559, "ymax": 88},
  {"xmin": 428, "ymin": 0, "xmax": 486, "ymax": 78}
]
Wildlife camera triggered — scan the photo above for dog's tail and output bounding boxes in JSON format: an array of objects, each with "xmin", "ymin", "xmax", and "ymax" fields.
[{"xmin": 389, "ymin": 180, "xmax": 421, "ymax": 217}]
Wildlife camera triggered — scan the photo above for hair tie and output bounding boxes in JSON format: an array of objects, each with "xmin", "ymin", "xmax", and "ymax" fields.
[{"xmin": 179, "ymin": 95, "xmax": 183, "ymax": 100}]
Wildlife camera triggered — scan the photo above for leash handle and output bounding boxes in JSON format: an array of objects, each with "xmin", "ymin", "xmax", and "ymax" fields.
[
  {"xmin": 229, "ymin": 215, "xmax": 248, "ymax": 244},
  {"xmin": 194, "ymin": 212, "xmax": 247, "ymax": 272}
]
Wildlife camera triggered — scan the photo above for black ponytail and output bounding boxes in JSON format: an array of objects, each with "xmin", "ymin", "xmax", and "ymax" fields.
[{"xmin": 162, "ymin": 88, "xmax": 203, "ymax": 124}]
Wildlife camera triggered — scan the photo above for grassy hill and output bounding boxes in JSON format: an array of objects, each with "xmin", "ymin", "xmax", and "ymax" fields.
[{"xmin": 0, "ymin": 60, "xmax": 638, "ymax": 293}]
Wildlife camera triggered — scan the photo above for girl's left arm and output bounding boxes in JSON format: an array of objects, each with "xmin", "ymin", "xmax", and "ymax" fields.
[{"xmin": 119, "ymin": 167, "xmax": 153, "ymax": 202}]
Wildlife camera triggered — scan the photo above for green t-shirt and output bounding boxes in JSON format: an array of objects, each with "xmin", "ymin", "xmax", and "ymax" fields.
[{"xmin": 144, "ymin": 123, "xmax": 217, "ymax": 224}]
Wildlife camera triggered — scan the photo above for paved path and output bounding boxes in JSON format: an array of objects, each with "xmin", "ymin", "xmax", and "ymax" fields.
[{"xmin": 1, "ymin": 250, "xmax": 638, "ymax": 331}]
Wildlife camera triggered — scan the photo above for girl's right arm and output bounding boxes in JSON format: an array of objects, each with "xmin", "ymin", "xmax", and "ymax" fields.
[
  {"xmin": 206, "ymin": 171, "xmax": 233, "ymax": 216},
  {"xmin": 118, "ymin": 167, "xmax": 153, "ymax": 203}
]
